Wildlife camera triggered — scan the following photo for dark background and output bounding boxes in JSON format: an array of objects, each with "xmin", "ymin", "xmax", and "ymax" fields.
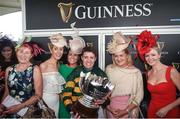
[{"xmin": 25, "ymin": 0, "xmax": 180, "ymax": 30}]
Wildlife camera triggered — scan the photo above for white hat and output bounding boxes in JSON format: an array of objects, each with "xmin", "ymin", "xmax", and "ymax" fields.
[
  {"xmin": 49, "ymin": 33, "xmax": 67, "ymax": 47},
  {"xmin": 107, "ymin": 32, "xmax": 131, "ymax": 54},
  {"xmin": 68, "ymin": 22, "xmax": 85, "ymax": 54},
  {"xmin": 69, "ymin": 36, "xmax": 85, "ymax": 54}
]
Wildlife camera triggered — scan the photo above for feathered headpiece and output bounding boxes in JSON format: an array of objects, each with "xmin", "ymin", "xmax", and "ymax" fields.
[
  {"xmin": 107, "ymin": 32, "xmax": 131, "ymax": 54},
  {"xmin": 68, "ymin": 22, "xmax": 86, "ymax": 54},
  {"xmin": 136, "ymin": 30, "xmax": 159, "ymax": 61},
  {"xmin": 16, "ymin": 37, "xmax": 45, "ymax": 56}
]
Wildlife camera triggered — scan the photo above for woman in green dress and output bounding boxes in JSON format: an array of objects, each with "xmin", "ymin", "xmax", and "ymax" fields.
[{"xmin": 58, "ymin": 35, "xmax": 85, "ymax": 118}]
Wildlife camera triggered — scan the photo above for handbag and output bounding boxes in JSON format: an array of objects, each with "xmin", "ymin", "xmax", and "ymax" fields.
[{"xmin": 23, "ymin": 98, "xmax": 56, "ymax": 118}]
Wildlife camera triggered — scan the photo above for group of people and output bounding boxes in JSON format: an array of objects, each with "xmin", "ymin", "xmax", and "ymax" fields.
[{"xmin": 0, "ymin": 29, "xmax": 179, "ymax": 118}]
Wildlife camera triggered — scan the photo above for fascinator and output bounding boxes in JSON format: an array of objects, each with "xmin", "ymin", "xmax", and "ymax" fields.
[
  {"xmin": 49, "ymin": 33, "xmax": 67, "ymax": 47},
  {"xmin": 69, "ymin": 22, "xmax": 86, "ymax": 54},
  {"xmin": 107, "ymin": 32, "xmax": 131, "ymax": 54},
  {"xmin": 0, "ymin": 33, "xmax": 14, "ymax": 48},
  {"xmin": 0, "ymin": 33, "xmax": 14, "ymax": 43},
  {"xmin": 136, "ymin": 30, "xmax": 159, "ymax": 61},
  {"xmin": 16, "ymin": 37, "xmax": 45, "ymax": 56}
]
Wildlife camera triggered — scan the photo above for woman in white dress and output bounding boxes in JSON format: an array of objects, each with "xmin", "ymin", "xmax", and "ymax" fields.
[{"xmin": 40, "ymin": 33, "xmax": 67, "ymax": 117}]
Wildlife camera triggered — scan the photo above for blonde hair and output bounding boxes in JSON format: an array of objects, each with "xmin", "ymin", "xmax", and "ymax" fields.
[
  {"xmin": 124, "ymin": 48, "xmax": 133, "ymax": 66},
  {"xmin": 48, "ymin": 43, "xmax": 54, "ymax": 52},
  {"xmin": 152, "ymin": 46, "xmax": 161, "ymax": 55}
]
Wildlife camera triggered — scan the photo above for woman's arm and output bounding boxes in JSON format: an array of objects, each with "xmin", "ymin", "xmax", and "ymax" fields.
[
  {"xmin": 121, "ymin": 71, "xmax": 144, "ymax": 117},
  {"xmin": 22, "ymin": 65, "xmax": 43, "ymax": 107},
  {"xmin": 156, "ymin": 68, "xmax": 180, "ymax": 117},
  {"xmin": 0, "ymin": 67, "xmax": 11, "ymax": 103},
  {"xmin": 164, "ymin": 68, "xmax": 180, "ymax": 110},
  {"xmin": 0, "ymin": 67, "xmax": 11, "ymax": 115},
  {"xmin": 128, "ymin": 71, "xmax": 144, "ymax": 108}
]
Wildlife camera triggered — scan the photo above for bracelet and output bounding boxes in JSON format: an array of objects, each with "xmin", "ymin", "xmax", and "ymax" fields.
[{"xmin": 126, "ymin": 108, "xmax": 131, "ymax": 114}]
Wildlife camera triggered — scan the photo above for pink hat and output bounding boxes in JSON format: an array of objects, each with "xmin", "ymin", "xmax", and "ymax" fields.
[
  {"xmin": 69, "ymin": 36, "xmax": 85, "ymax": 54},
  {"xmin": 68, "ymin": 22, "xmax": 86, "ymax": 54}
]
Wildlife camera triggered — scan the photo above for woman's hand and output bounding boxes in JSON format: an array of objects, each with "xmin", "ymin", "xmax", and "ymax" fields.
[
  {"xmin": 0, "ymin": 104, "xmax": 6, "ymax": 116},
  {"xmin": 156, "ymin": 106, "xmax": 169, "ymax": 118},
  {"xmin": 113, "ymin": 109, "xmax": 127, "ymax": 118},
  {"xmin": 107, "ymin": 105, "xmax": 118, "ymax": 116},
  {"xmin": 70, "ymin": 111, "xmax": 81, "ymax": 119},
  {"xmin": 93, "ymin": 99, "xmax": 105, "ymax": 107},
  {"xmin": 3, "ymin": 104, "xmax": 23, "ymax": 115}
]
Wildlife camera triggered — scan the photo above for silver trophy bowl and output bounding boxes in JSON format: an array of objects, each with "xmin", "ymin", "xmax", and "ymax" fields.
[{"xmin": 78, "ymin": 72, "xmax": 115, "ymax": 108}]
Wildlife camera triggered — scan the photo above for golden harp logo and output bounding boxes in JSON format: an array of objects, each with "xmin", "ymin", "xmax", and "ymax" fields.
[
  {"xmin": 58, "ymin": 2, "xmax": 74, "ymax": 23},
  {"xmin": 157, "ymin": 42, "xmax": 165, "ymax": 51}
]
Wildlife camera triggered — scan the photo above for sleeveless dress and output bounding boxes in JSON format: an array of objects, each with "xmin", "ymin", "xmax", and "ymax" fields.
[
  {"xmin": 7, "ymin": 64, "xmax": 35, "ymax": 117},
  {"xmin": 7, "ymin": 64, "xmax": 35, "ymax": 102},
  {"xmin": 147, "ymin": 66, "xmax": 180, "ymax": 118},
  {"xmin": 42, "ymin": 72, "xmax": 66, "ymax": 117}
]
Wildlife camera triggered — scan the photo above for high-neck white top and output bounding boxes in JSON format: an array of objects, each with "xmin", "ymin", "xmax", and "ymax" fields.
[{"xmin": 42, "ymin": 72, "xmax": 66, "ymax": 94}]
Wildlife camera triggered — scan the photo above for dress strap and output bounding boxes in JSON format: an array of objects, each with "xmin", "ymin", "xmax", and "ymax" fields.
[
  {"xmin": 8, "ymin": 64, "xmax": 16, "ymax": 74},
  {"xmin": 165, "ymin": 66, "xmax": 173, "ymax": 82}
]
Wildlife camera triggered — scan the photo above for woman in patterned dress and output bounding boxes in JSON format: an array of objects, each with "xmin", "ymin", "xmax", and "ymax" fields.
[{"xmin": 0, "ymin": 38, "xmax": 43, "ymax": 118}]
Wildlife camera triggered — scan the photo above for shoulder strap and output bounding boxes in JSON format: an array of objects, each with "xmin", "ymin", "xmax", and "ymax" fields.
[
  {"xmin": 165, "ymin": 66, "xmax": 173, "ymax": 82},
  {"xmin": 31, "ymin": 64, "xmax": 35, "ymax": 74},
  {"xmin": 8, "ymin": 64, "xmax": 16, "ymax": 74}
]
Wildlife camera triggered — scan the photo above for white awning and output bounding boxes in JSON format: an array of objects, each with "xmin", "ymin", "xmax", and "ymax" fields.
[{"xmin": 0, "ymin": 0, "xmax": 21, "ymax": 16}]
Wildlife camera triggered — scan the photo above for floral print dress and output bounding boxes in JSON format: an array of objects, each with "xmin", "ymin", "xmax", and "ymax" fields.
[{"xmin": 7, "ymin": 64, "xmax": 35, "ymax": 102}]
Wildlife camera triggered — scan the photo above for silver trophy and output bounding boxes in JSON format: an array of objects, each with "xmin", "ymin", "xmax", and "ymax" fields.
[{"xmin": 72, "ymin": 71, "xmax": 115, "ymax": 118}]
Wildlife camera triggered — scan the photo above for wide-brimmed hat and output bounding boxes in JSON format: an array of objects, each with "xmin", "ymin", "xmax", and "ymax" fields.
[
  {"xmin": 49, "ymin": 33, "xmax": 67, "ymax": 47},
  {"xmin": 107, "ymin": 32, "xmax": 131, "ymax": 54},
  {"xmin": 69, "ymin": 36, "xmax": 85, "ymax": 54}
]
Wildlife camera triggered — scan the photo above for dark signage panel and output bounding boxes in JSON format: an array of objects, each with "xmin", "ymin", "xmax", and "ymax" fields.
[
  {"xmin": 105, "ymin": 34, "xmax": 180, "ymax": 72},
  {"xmin": 25, "ymin": 0, "xmax": 180, "ymax": 30}
]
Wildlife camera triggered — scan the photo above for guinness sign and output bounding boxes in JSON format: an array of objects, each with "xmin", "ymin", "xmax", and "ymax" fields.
[
  {"xmin": 58, "ymin": 2, "xmax": 153, "ymax": 22},
  {"xmin": 25, "ymin": 0, "xmax": 180, "ymax": 30}
]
